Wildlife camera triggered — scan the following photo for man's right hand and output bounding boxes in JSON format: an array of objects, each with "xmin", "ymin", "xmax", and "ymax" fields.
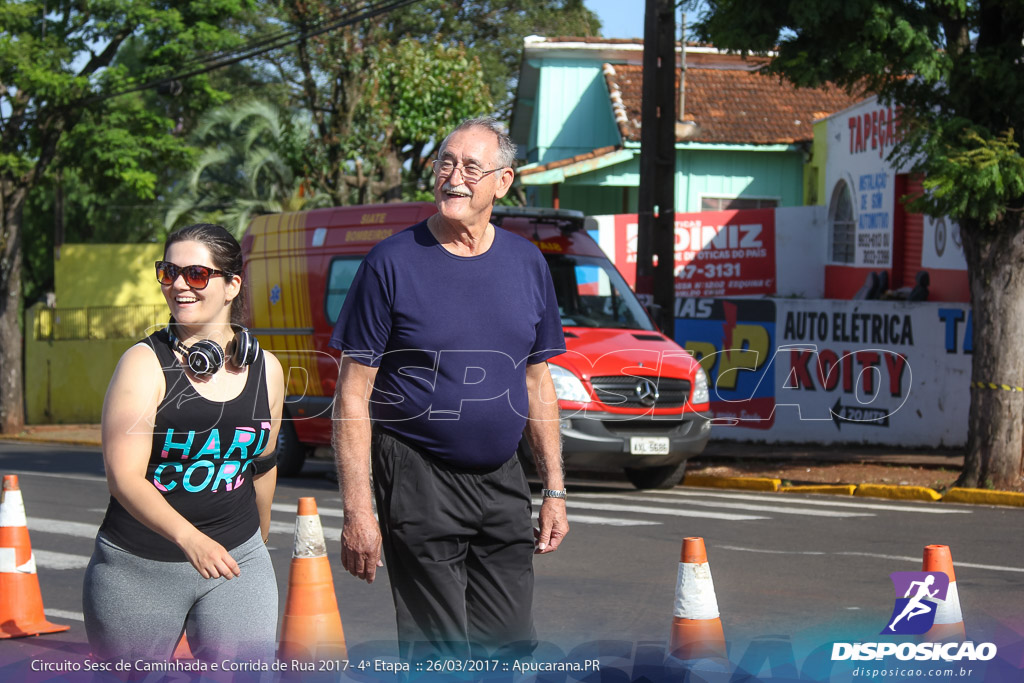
[{"xmin": 341, "ymin": 511, "xmax": 383, "ymax": 583}]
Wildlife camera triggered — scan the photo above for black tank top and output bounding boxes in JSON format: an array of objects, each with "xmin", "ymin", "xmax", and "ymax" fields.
[{"xmin": 98, "ymin": 329, "xmax": 271, "ymax": 561}]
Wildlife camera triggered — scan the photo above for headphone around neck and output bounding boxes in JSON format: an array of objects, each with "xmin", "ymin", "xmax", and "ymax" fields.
[{"xmin": 166, "ymin": 320, "xmax": 260, "ymax": 377}]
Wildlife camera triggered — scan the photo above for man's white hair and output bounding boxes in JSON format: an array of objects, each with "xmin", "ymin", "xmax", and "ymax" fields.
[{"xmin": 439, "ymin": 117, "xmax": 517, "ymax": 169}]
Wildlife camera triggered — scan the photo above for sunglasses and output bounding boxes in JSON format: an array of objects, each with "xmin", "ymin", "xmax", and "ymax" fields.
[{"xmin": 155, "ymin": 261, "xmax": 233, "ymax": 290}]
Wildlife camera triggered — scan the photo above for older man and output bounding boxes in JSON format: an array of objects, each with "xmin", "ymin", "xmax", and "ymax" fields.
[{"xmin": 330, "ymin": 117, "xmax": 568, "ymax": 660}]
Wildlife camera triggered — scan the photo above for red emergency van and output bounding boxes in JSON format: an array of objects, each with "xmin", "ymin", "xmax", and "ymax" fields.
[{"xmin": 243, "ymin": 203, "xmax": 711, "ymax": 489}]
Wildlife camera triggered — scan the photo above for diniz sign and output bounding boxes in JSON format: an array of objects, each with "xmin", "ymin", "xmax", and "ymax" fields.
[
  {"xmin": 614, "ymin": 209, "xmax": 777, "ymax": 298},
  {"xmin": 848, "ymin": 105, "xmax": 903, "ymax": 159}
]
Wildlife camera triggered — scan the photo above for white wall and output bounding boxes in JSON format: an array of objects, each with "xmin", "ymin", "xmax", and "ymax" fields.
[
  {"xmin": 775, "ymin": 206, "xmax": 826, "ymax": 298},
  {"xmin": 675, "ymin": 298, "xmax": 972, "ymax": 447},
  {"xmin": 591, "ymin": 210, "xmax": 970, "ymax": 447},
  {"xmin": 921, "ymin": 214, "xmax": 966, "ymax": 270}
]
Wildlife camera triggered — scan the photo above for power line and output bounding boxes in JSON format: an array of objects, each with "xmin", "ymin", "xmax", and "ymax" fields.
[
  {"xmin": 133, "ymin": 3, "xmax": 373, "ymax": 90},
  {"xmin": 0, "ymin": 0, "xmax": 421, "ymax": 129},
  {"xmin": 84, "ymin": 0, "xmax": 421, "ymax": 105}
]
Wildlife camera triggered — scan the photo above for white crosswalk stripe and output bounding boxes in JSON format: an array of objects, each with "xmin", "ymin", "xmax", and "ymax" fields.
[
  {"xmin": 272, "ymin": 501, "xmax": 661, "ymax": 529},
  {"xmin": 572, "ymin": 492, "xmax": 875, "ymax": 518},
  {"xmin": 565, "ymin": 513, "xmax": 659, "ymax": 527},
  {"xmin": 20, "ymin": 486, "xmax": 976, "ymax": 571},
  {"xmin": 29, "ymin": 517, "xmax": 99, "ymax": 538},
  {"xmin": 35, "ymin": 549, "xmax": 90, "ymax": 570},
  {"xmin": 662, "ymin": 488, "xmax": 973, "ymax": 514},
  {"xmin": 44, "ymin": 608, "xmax": 84, "ymax": 622},
  {"xmin": 536, "ymin": 498, "xmax": 767, "ymax": 521},
  {"xmin": 716, "ymin": 546, "xmax": 1022, "ymax": 574}
]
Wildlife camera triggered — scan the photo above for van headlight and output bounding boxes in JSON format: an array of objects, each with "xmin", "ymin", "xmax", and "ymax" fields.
[
  {"xmin": 547, "ymin": 363, "xmax": 591, "ymax": 403},
  {"xmin": 692, "ymin": 367, "xmax": 710, "ymax": 405}
]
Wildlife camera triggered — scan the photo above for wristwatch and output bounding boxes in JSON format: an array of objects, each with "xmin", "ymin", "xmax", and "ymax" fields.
[{"xmin": 541, "ymin": 488, "xmax": 567, "ymax": 499}]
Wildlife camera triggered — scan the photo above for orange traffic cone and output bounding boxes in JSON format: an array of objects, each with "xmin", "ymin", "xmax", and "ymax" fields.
[
  {"xmin": 278, "ymin": 497, "xmax": 347, "ymax": 661},
  {"xmin": 922, "ymin": 544, "xmax": 966, "ymax": 642},
  {"xmin": 0, "ymin": 475, "xmax": 69, "ymax": 638},
  {"xmin": 668, "ymin": 537, "xmax": 727, "ymax": 660},
  {"xmin": 172, "ymin": 633, "xmax": 194, "ymax": 660}
]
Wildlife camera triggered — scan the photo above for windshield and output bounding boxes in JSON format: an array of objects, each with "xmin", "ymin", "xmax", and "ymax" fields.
[{"xmin": 546, "ymin": 254, "xmax": 655, "ymax": 331}]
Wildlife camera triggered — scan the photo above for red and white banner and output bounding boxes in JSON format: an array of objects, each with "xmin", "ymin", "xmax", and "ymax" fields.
[{"xmin": 613, "ymin": 209, "xmax": 777, "ymax": 298}]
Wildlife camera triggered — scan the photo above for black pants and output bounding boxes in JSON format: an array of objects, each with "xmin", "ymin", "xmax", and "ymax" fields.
[{"xmin": 371, "ymin": 428, "xmax": 537, "ymax": 661}]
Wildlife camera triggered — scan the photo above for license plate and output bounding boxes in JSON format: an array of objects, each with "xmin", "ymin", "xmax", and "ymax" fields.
[{"xmin": 630, "ymin": 437, "xmax": 670, "ymax": 455}]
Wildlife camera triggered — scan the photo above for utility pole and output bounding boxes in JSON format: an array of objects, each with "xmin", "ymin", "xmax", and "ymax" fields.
[{"xmin": 637, "ymin": 0, "xmax": 677, "ymax": 335}]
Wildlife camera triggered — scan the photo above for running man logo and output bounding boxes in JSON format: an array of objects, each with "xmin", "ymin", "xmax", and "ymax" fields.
[{"xmin": 882, "ymin": 572, "xmax": 950, "ymax": 635}]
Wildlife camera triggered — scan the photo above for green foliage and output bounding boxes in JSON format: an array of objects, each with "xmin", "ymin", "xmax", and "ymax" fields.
[
  {"xmin": 393, "ymin": 0, "xmax": 600, "ymax": 117},
  {"xmin": 907, "ymin": 122, "xmax": 1024, "ymax": 224},
  {"xmin": 376, "ymin": 40, "xmax": 492, "ymax": 148},
  {"xmin": 9, "ymin": 0, "xmax": 600, "ymax": 299},
  {"xmin": 688, "ymin": 0, "xmax": 1024, "ymax": 231},
  {"xmin": 3, "ymin": 0, "xmax": 599, "ymax": 427},
  {"xmin": 260, "ymin": 0, "xmax": 599, "ymax": 205},
  {"xmin": 21, "ymin": 167, "xmax": 169, "ymax": 305},
  {"xmin": 3, "ymin": 2, "xmax": 266, "ymax": 302},
  {"xmin": 165, "ymin": 99, "xmax": 330, "ymax": 236},
  {"xmin": 63, "ymin": 98, "xmax": 188, "ymax": 200},
  {"xmin": 363, "ymin": 39, "xmax": 493, "ymax": 198}
]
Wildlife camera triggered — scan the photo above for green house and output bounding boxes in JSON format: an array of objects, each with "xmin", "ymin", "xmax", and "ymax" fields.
[{"xmin": 509, "ymin": 37, "xmax": 858, "ymax": 214}]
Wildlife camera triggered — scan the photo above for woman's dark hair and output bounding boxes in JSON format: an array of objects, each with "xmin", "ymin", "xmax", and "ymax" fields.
[{"xmin": 164, "ymin": 223, "xmax": 247, "ymax": 324}]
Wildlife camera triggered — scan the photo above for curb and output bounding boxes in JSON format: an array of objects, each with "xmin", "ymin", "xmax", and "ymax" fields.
[
  {"xmin": 0, "ymin": 435, "xmax": 102, "ymax": 448},
  {"xmin": 779, "ymin": 484, "xmax": 856, "ymax": 495},
  {"xmin": 942, "ymin": 487, "xmax": 1024, "ymax": 507},
  {"xmin": 683, "ymin": 475, "xmax": 1024, "ymax": 508},
  {"xmin": 682, "ymin": 474, "xmax": 780, "ymax": 492},
  {"xmin": 855, "ymin": 484, "xmax": 942, "ymax": 502}
]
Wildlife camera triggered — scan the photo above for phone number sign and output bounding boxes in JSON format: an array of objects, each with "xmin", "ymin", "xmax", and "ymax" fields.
[{"xmin": 614, "ymin": 209, "xmax": 777, "ymax": 298}]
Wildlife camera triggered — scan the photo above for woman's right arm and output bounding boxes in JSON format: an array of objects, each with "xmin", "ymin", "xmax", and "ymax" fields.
[{"xmin": 101, "ymin": 344, "xmax": 240, "ymax": 580}]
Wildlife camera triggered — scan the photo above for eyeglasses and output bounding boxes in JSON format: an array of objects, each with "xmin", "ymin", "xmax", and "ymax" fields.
[
  {"xmin": 155, "ymin": 261, "xmax": 233, "ymax": 290},
  {"xmin": 431, "ymin": 159, "xmax": 505, "ymax": 184}
]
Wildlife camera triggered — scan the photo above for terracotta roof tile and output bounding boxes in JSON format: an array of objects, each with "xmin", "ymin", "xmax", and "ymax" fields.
[
  {"xmin": 605, "ymin": 55, "xmax": 860, "ymax": 145},
  {"xmin": 603, "ymin": 64, "xmax": 633, "ymax": 141}
]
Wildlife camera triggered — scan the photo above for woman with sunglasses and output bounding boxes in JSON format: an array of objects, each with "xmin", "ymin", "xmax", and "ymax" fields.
[{"xmin": 83, "ymin": 223, "xmax": 285, "ymax": 663}]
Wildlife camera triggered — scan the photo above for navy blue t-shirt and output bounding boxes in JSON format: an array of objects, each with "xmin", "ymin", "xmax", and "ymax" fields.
[{"xmin": 330, "ymin": 220, "xmax": 565, "ymax": 469}]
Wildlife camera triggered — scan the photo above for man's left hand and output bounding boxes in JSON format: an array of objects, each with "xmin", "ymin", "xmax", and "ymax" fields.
[{"xmin": 534, "ymin": 498, "xmax": 568, "ymax": 554}]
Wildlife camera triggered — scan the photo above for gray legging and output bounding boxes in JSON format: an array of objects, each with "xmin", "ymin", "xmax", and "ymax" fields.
[{"xmin": 83, "ymin": 530, "xmax": 278, "ymax": 662}]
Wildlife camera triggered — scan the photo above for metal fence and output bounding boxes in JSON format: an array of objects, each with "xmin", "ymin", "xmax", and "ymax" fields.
[{"xmin": 34, "ymin": 305, "xmax": 167, "ymax": 341}]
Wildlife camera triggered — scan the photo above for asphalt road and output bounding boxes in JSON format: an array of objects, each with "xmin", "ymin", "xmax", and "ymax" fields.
[{"xmin": 0, "ymin": 440, "xmax": 1021, "ymax": 681}]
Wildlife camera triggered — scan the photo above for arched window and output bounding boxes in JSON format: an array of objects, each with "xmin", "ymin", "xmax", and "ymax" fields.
[{"xmin": 829, "ymin": 180, "xmax": 856, "ymax": 264}]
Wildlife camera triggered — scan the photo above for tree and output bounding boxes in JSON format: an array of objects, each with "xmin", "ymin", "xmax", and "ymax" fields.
[
  {"xmin": 21, "ymin": 164, "xmax": 171, "ymax": 307},
  {"xmin": 0, "ymin": 1, "xmax": 254, "ymax": 433},
  {"xmin": 690, "ymin": 0, "xmax": 1024, "ymax": 490},
  {"xmin": 357, "ymin": 38, "xmax": 495, "ymax": 202},
  {"xmin": 381, "ymin": 0, "xmax": 601, "ymax": 119},
  {"xmin": 258, "ymin": 0, "xmax": 600, "ymax": 206},
  {"xmin": 260, "ymin": 2, "xmax": 490, "ymax": 206},
  {"xmin": 165, "ymin": 99, "xmax": 329, "ymax": 236},
  {"xmin": 19, "ymin": 31, "xmax": 285, "ymax": 306}
]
